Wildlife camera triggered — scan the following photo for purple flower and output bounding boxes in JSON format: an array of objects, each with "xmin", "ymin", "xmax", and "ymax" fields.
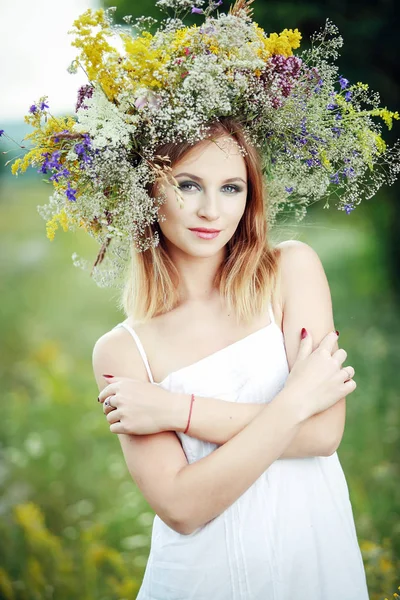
[
  {"xmin": 39, "ymin": 150, "xmax": 62, "ymax": 173},
  {"xmin": 29, "ymin": 104, "xmax": 37, "ymax": 114},
  {"xmin": 0, "ymin": 130, "xmax": 4, "ymax": 137},
  {"xmin": 76, "ymin": 84, "xmax": 94, "ymax": 112},
  {"xmin": 66, "ymin": 182, "xmax": 77, "ymax": 202},
  {"xmin": 191, "ymin": 7, "xmax": 203, "ymax": 13},
  {"xmin": 306, "ymin": 159, "xmax": 314, "ymax": 167},
  {"xmin": 330, "ymin": 172, "xmax": 340, "ymax": 184},
  {"xmin": 344, "ymin": 203, "xmax": 355, "ymax": 214},
  {"xmin": 343, "ymin": 166, "xmax": 355, "ymax": 178},
  {"xmin": 38, "ymin": 149, "xmax": 70, "ymax": 183},
  {"xmin": 314, "ymin": 78, "xmax": 324, "ymax": 93},
  {"xmin": 40, "ymin": 101, "xmax": 49, "ymax": 111},
  {"xmin": 311, "ymin": 134, "xmax": 326, "ymax": 144},
  {"xmin": 327, "ymin": 103, "xmax": 337, "ymax": 110},
  {"xmin": 332, "ymin": 127, "xmax": 342, "ymax": 138},
  {"xmin": 49, "ymin": 172, "xmax": 63, "ymax": 183},
  {"xmin": 335, "ymin": 113, "xmax": 343, "ymax": 121},
  {"xmin": 285, "ymin": 186, "xmax": 294, "ymax": 194},
  {"xmin": 345, "ymin": 91, "xmax": 352, "ymax": 102},
  {"xmin": 339, "ymin": 76, "xmax": 349, "ymax": 90},
  {"xmin": 74, "ymin": 133, "xmax": 93, "ymax": 168}
]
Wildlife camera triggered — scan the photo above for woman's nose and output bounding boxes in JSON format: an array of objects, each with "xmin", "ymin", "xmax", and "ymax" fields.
[{"xmin": 197, "ymin": 191, "xmax": 220, "ymax": 219}]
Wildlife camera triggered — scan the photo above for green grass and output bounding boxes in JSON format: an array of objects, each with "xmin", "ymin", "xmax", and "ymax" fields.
[{"xmin": 0, "ymin": 178, "xmax": 399, "ymax": 599}]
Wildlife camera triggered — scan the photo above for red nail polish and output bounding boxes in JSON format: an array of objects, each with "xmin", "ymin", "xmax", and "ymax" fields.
[
  {"xmin": 301, "ymin": 327, "xmax": 307, "ymax": 339},
  {"xmin": 102, "ymin": 374, "xmax": 114, "ymax": 378},
  {"xmin": 335, "ymin": 330, "xmax": 340, "ymax": 337}
]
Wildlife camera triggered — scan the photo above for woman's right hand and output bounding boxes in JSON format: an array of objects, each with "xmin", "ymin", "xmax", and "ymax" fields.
[{"xmin": 282, "ymin": 329, "xmax": 356, "ymax": 422}]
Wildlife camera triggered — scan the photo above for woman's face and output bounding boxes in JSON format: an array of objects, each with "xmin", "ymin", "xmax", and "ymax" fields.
[{"xmin": 156, "ymin": 135, "xmax": 248, "ymax": 258}]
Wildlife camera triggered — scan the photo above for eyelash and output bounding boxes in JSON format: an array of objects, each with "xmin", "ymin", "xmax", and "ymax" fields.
[{"xmin": 178, "ymin": 182, "xmax": 242, "ymax": 194}]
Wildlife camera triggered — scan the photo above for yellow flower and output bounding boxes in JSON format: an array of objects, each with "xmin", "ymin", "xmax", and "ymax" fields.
[
  {"xmin": 357, "ymin": 128, "xmax": 380, "ymax": 169},
  {"xmin": 320, "ymin": 150, "xmax": 332, "ymax": 170},
  {"xmin": 121, "ymin": 30, "xmax": 170, "ymax": 90},
  {"xmin": 45, "ymin": 210, "xmax": 69, "ymax": 241},
  {"xmin": 372, "ymin": 107, "xmax": 400, "ymax": 130},
  {"xmin": 68, "ymin": 9, "xmax": 122, "ymax": 101},
  {"xmin": 170, "ymin": 26, "xmax": 197, "ymax": 53},
  {"xmin": 14, "ymin": 502, "xmax": 62, "ymax": 557},
  {"xmin": 254, "ymin": 24, "xmax": 302, "ymax": 59},
  {"xmin": 378, "ymin": 557, "xmax": 393, "ymax": 573},
  {"xmin": 374, "ymin": 133, "xmax": 387, "ymax": 154},
  {"xmin": 11, "ymin": 158, "xmax": 22, "ymax": 176},
  {"xmin": 355, "ymin": 82, "xmax": 369, "ymax": 92},
  {"xmin": 108, "ymin": 576, "xmax": 139, "ymax": 597}
]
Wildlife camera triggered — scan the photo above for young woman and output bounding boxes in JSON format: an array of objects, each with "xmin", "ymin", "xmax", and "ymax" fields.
[{"xmin": 93, "ymin": 118, "xmax": 369, "ymax": 599}]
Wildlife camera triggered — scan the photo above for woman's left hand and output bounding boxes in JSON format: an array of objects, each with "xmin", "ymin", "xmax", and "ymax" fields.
[{"xmin": 98, "ymin": 377, "xmax": 175, "ymax": 435}]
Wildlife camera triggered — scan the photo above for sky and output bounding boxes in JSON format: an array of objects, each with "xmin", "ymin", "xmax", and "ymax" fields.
[{"xmin": 0, "ymin": 0, "xmax": 99, "ymax": 124}]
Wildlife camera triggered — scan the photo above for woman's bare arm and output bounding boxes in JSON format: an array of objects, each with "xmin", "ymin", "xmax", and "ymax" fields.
[{"xmin": 167, "ymin": 392, "xmax": 341, "ymax": 457}]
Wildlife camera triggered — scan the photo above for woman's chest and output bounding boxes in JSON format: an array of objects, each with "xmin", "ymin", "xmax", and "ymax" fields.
[{"xmin": 137, "ymin": 301, "xmax": 284, "ymax": 385}]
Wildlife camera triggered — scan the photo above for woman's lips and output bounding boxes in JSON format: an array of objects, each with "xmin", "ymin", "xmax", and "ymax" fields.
[{"xmin": 189, "ymin": 229, "xmax": 221, "ymax": 239}]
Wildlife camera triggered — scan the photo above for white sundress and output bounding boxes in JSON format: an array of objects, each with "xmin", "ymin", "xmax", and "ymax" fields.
[{"xmin": 112, "ymin": 301, "xmax": 369, "ymax": 600}]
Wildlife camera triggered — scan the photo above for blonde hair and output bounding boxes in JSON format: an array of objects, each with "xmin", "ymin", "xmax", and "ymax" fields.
[{"xmin": 118, "ymin": 117, "xmax": 282, "ymax": 325}]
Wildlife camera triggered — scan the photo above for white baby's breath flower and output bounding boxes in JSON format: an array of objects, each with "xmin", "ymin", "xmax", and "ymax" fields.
[{"xmin": 74, "ymin": 86, "xmax": 137, "ymax": 150}]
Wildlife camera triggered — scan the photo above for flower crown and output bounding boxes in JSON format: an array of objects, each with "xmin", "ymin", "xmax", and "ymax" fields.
[{"xmin": 1, "ymin": 0, "xmax": 399, "ymax": 288}]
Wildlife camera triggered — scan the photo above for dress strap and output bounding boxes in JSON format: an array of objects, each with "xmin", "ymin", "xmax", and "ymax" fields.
[
  {"xmin": 113, "ymin": 323, "xmax": 155, "ymax": 383},
  {"xmin": 267, "ymin": 300, "xmax": 276, "ymax": 326}
]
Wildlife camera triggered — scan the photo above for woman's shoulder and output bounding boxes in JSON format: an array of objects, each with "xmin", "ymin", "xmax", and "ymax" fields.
[
  {"xmin": 275, "ymin": 239, "xmax": 328, "ymax": 306},
  {"xmin": 273, "ymin": 239, "xmax": 323, "ymax": 314},
  {"xmin": 92, "ymin": 318, "xmax": 156, "ymax": 384},
  {"xmin": 275, "ymin": 239, "xmax": 323, "ymax": 277}
]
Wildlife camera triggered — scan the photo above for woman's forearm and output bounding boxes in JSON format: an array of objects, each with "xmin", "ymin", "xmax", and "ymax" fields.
[
  {"xmin": 169, "ymin": 392, "xmax": 331, "ymax": 458},
  {"xmin": 170, "ymin": 388, "xmax": 304, "ymax": 534}
]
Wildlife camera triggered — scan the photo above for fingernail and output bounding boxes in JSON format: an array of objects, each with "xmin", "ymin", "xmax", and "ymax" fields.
[
  {"xmin": 301, "ymin": 327, "xmax": 307, "ymax": 339},
  {"xmin": 97, "ymin": 396, "xmax": 100, "ymax": 402},
  {"xmin": 102, "ymin": 374, "xmax": 114, "ymax": 378},
  {"xmin": 335, "ymin": 330, "xmax": 340, "ymax": 337}
]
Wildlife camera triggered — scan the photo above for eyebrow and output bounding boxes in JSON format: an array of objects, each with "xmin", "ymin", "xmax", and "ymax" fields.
[{"xmin": 175, "ymin": 172, "xmax": 247, "ymax": 185}]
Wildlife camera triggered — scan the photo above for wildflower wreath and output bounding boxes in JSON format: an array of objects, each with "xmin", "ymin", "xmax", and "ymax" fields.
[{"xmin": 1, "ymin": 0, "xmax": 399, "ymax": 287}]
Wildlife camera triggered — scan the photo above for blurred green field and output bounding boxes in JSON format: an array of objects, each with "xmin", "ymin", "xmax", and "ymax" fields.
[{"xmin": 0, "ymin": 178, "xmax": 399, "ymax": 599}]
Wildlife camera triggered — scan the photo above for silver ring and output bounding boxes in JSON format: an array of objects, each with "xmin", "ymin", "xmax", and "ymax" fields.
[{"xmin": 104, "ymin": 397, "xmax": 113, "ymax": 408}]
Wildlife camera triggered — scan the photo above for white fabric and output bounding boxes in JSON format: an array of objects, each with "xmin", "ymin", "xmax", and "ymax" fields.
[{"xmin": 113, "ymin": 303, "xmax": 369, "ymax": 599}]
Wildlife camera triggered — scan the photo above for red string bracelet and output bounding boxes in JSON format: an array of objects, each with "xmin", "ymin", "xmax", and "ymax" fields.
[{"xmin": 183, "ymin": 393, "xmax": 195, "ymax": 435}]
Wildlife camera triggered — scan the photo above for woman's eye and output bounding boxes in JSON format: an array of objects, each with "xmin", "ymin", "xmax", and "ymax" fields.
[
  {"xmin": 178, "ymin": 182, "xmax": 198, "ymax": 191},
  {"xmin": 224, "ymin": 185, "xmax": 240, "ymax": 193},
  {"xmin": 178, "ymin": 182, "xmax": 241, "ymax": 193}
]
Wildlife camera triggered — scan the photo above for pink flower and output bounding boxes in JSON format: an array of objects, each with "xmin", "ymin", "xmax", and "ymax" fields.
[{"xmin": 135, "ymin": 96, "xmax": 148, "ymax": 110}]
